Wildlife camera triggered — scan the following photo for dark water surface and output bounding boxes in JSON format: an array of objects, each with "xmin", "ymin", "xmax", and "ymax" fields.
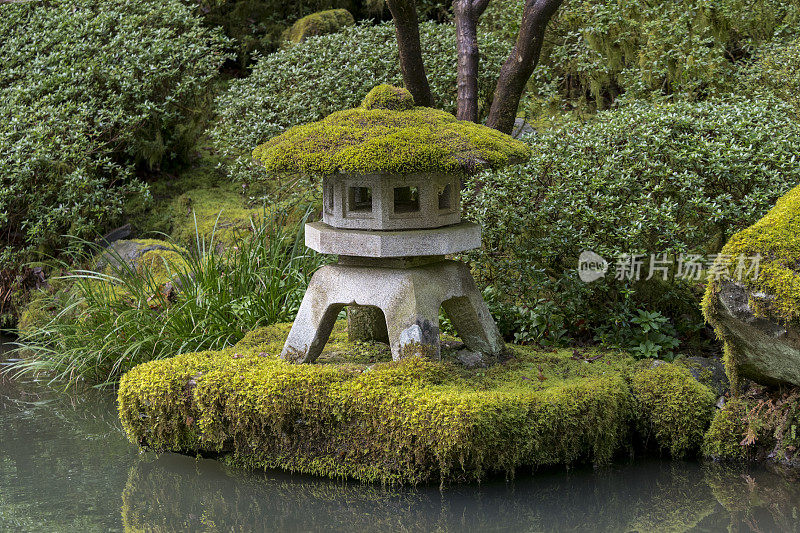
[{"xmin": 1, "ymin": 336, "xmax": 799, "ymax": 532}]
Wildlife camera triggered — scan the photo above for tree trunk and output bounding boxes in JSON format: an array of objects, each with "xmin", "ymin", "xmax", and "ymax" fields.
[
  {"xmin": 386, "ymin": 0, "xmax": 434, "ymax": 107},
  {"xmin": 486, "ymin": 0, "xmax": 564, "ymax": 134},
  {"xmin": 454, "ymin": 0, "xmax": 490, "ymax": 122}
]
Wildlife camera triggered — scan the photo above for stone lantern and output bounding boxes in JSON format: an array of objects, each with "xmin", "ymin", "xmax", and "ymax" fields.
[{"xmin": 253, "ymin": 85, "xmax": 530, "ymax": 362}]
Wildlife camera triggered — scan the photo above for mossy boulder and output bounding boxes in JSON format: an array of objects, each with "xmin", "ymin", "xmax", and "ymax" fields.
[
  {"xmin": 97, "ymin": 239, "xmax": 187, "ymax": 282},
  {"xmin": 119, "ymin": 321, "xmax": 637, "ymax": 485},
  {"xmin": 17, "ymin": 239, "xmax": 187, "ymax": 335},
  {"xmin": 118, "ymin": 321, "xmax": 727, "ymax": 484},
  {"xmin": 632, "ymin": 363, "xmax": 717, "ymax": 458},
  {"xmin": 283, "ymin": 9, "xmax": 354, "ymax": 44},
  {"xmin": 252, "ymin": 84, "xmax": 531, "ymax": 177},
  {"xmin": 703, "ymin": 183, "xmax": 800, "ymax": 387}
]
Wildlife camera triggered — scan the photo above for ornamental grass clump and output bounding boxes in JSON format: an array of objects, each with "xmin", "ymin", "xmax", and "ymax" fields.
[{"xmin": 7, "ymin": 208, "xmax": 325, "ymax": 388}]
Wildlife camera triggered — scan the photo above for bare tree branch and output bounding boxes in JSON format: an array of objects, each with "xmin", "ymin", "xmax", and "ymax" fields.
[
  {"xmin": 486, "ymin": 0, "xmax": 565, "ymax": 134},
  {"xmin": 385, "ymin": 0, "xmax": 434, "ymax": 107}
]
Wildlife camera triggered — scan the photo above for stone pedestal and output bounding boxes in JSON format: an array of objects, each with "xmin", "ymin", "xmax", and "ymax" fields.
[{"xmin": 281, "ymin": 258, "xmax": 504, "ymax": 362}]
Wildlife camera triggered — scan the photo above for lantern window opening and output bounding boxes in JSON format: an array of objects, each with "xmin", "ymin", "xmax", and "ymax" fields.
[
  {"xmin": 393, "ymin": 186, "xmax": 420, "ymax": 213},
  {"xmin": 438, "ymin": 183, "xmax": 452, "ymax": 210},
  {"xmin": 347, "ymin": 186, "xmax": 373, "ymax": 213}
]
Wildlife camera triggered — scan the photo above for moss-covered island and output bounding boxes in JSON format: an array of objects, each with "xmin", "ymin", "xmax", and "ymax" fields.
[
  {"xmin": 118, "ymin": 321, "xmax": 719, "ymax": 485},
  {"xmin": 252, "ymin": 84, "xmax": 531, "ymax": 176}
]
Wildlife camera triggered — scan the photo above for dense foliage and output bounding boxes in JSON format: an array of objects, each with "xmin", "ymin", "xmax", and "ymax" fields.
[
  {"xmin": 209, "ymin": 21, "xmax": 512, "ymax": 184},
  {"xmin": 482, "ymin": 0, "xmax": 800, "ymax": 111},
  {"xmin": 465, "ymin": 97, "xmax": 800, "ymax": 353},
  {"xmin": 743, "ymin": 36, "xmax": 800, "ymax": 118},
  {"xmin": 0, "ymin": 0, "xmax": 229, "ymax": 265},
  {"xmin": 196, "ymin": 0, "xmax": 366, "ymax": 65}
]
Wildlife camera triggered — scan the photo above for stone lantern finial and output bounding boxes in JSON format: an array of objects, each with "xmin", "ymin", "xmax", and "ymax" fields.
[{"xmin": 253, "ymin": 84, "xmax": 531, "ymax": 363}]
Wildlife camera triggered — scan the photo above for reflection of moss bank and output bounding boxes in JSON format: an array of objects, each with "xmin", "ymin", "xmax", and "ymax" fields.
[
  {"xmin": 121, "ymin": 456, "xmax": 724, "ymax": 531},
  {"xmin": 119, "ymin": 323, "xmax": 718, "ymax": 485},
  {"xmin": 705, "ymin": 464, "xmax": 800, "ymax": 531}
]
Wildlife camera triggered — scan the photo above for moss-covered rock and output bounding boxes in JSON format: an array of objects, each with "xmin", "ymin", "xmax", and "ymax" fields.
[
  {"xmin": 283, "ymin": 9, "xmax": 354, "ymax": 44},
  {"xmin": 119, "ymin": 321, "xmax": 638, "ymax": 485},
  {"xmin": 252, "ymin": 84, "xmax": 531, "ymax": 177},
  {"xmin": 703, "ymin": 183, "xmax": 800, "ymax": 387},
  {"xmin": 703, "ymin": 399, "xmax": 749, "ymax": 462},
  {"xmin": 631, "ymin": 363, "xmax": 716, "ymax": 458},
  {"xmin": 703, "ymin": 388, "xmax": 800, "ymax": 466}
]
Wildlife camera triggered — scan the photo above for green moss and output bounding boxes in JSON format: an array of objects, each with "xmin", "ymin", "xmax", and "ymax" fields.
[
  {"xmin": 119, "ymin": 321, "xmax": 637, "ymax": 485},
  {"xmin": 359, "ymin": 83, "xmax": 416, "ymax": 111},
  {"xmin": 631, "ymin": 363, "xmax": 716, "ymax": 458},
  {"xmin": 702, "ymin": 183, "xmax": 800, "ymax": 386},
  {"xmin": 704, "ymin": 183, "xmax": 800, "ymax": 325},
  {"xmin": 252, "ymin": 85, "xmax": 531, "ymax": 177},
  {"xmin": 702, "ymin": 400, "xmax": 748, "ymax": 461},
  {"xmin": 283, "ymin": 9, "xmax": 354, "ymax": 44},
  {"xmin": 168, "ymin": 183, "xmax": 318, "ymax": 247},
  {"xmin": 703, "ymin": 391, "xmax": 800, "ymax": 464}
]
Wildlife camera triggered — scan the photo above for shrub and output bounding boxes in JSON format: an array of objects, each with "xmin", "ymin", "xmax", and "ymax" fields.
[
  {"xmin": 197, "ymin": 0, "xmax": 363, "ymax": 66},
  {"xmin": 482, "ymin": 0, "xmax": 799, "ymax": 111},
  {"xmin": 463, "ymin": 97, "xmax": 800, "ymax": 350},
  {"xmin": 0, "ymin": 0, "xmax": 229, "ymax": 265},
  {"xmin": 631, "ymin": 364, "xmax": 716, "ymax": 458},
  {"xmin": 742, "ymin": 37, "xmax": 800, "ymax": 119},
  {"xmin": 8, "ymin": 208, "xmax": 325, "ymax": 387},
  {"xmin": 209, "ymin": 21, "xmax": 512, "ymax": 184}
]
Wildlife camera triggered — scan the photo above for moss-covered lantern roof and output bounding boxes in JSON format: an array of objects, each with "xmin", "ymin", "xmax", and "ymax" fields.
[{"xmin": 252, "ymin": 84, "xmax": 531, "ymax": 176}]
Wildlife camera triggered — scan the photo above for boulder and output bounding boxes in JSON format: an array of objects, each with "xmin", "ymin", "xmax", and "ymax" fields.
[
  {"xmin": 677, "ymin": 356, "xmax": 730, "ymax": 397},
  {"xmin": 283, "ymin": 9, "xmax": 354, "ymax": 45},
  {"xmin": 703, "ymin": 184, "xmax": 800, "ymax": 387},
  {"xmin": 707, "ymin": 281, "xmax": 800, "ymax": 386}
]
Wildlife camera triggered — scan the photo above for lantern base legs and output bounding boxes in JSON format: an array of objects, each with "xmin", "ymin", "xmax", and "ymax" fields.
[{"xmin": 280, "ymin": 259, "xmax": 505, "ymax": 363}]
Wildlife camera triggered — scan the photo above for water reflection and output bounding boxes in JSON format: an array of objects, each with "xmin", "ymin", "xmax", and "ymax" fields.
[
  {"xmin": 121, "ymin": 456, "xmax": 800, "ymax": 532},
  {"xmin": 1, "ymin": 336, "xmax": 798, "ymax": 532}
]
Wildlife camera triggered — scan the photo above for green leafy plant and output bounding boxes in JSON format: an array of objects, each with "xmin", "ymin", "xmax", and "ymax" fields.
[
  {"xmin": 464, "ymin": 97, "xmax": 800, "ymax": 354},
  {"xmin": 0, "ymin": 0, "xmax": 230, "ymax": 266},
  {"xmin": 7, "ymin": 207, "xmax": 326, "ymax": 388},
  {"xmin": 482, "ymin": 0, "xmax": 799, "ymax": 112}
]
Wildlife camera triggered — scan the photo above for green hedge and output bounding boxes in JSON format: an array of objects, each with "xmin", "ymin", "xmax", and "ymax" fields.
[
  {"xmin": 209, "ymin": 21, "xmax": 512, "ymax": 184},
  {"xmin": 464, "ymin": 97, "xmax": 800, "ymax": 350},
  {"xmin": 0, "ymin": 0, "xmax": 229, "ymax": 265}
]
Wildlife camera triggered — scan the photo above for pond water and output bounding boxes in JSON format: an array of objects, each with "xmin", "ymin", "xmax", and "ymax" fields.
[{"xmin": 1, "ymin": 336, "xmax": 799, "ymax": 532}]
